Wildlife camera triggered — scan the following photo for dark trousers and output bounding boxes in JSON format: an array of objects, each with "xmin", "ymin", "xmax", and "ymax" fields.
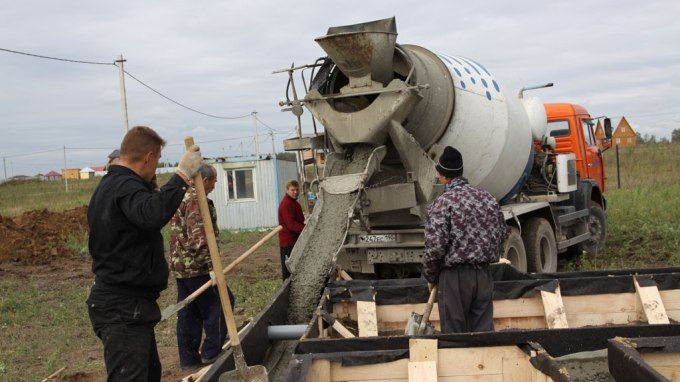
[
  {"xmin": 176, "ymin": 274, "xmax": 235, "ymax": 367},
  {"xmin": 280, "ymin": 246, "xmax": 293, "ymax": 279},
  {"xmin": 437, "ymin": 266, "xmax": 494, "ymax": 333},
  {"xmin": 87, "ymin": 286, "xmax": 161, "ymax": 382}
]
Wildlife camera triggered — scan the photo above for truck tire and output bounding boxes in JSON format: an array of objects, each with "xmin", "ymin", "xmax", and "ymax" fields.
[
  {"xmin": 577, "ymin": 202, "xmax": 607, "ymax": 254},
  {"xmin": 522, "ymin": 218, "xmax": 558, "ymax": 273},
  {"xmin": 503, "ymin": 226, "xmax": 527, "ymax": 273}
]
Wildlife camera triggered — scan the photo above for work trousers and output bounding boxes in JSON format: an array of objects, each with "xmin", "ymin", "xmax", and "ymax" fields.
[
  {"xmin": 437, "ymin": 266, "xmax": 494, "ymax": 334},
  {"xmin": 176, "ymin": 274, "xmax": 235, "ymax": 367},
  {"xmin": 280, "ymin": 246, "xmax": 293, "ymax": 280},
  {"xmin": 87, "ymin": 286, "xmax": 161, "ymax": 382}
]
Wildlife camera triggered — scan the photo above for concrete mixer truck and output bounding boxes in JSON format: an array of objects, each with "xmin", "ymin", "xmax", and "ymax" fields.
[{"xmin": 278, "ymin": 17, "xmax": 612, "ymax": 282}]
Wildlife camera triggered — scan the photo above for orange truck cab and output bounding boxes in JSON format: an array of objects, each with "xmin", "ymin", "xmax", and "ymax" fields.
[{"xmin": 538, "ymin": 103, "xmax": 612, "ymax": 255}]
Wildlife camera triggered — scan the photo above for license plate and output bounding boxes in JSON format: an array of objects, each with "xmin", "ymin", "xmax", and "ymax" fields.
[{"xmin": 359, "ymin": 234, "xmax": 396, "ymax": 243}]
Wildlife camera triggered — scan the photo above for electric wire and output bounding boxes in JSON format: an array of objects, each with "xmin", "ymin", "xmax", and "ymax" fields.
[
  {"xmin": 0, "ymin": 47, "xmax": 115, "ymax": 66},
  {"xmin": 122, "ymin": 69, "xmax": 252, "ymax": 120}
]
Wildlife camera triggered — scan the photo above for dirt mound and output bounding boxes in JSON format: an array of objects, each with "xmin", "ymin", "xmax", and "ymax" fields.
[{"xmin": 0, "ymin": 206, "xmax": 88, "ymax": 264}]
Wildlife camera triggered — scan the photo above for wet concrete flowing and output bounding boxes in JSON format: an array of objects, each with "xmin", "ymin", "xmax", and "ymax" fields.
[{"xmin": 287, "ymin": 145, "xmax": 375, "ymax": 323}]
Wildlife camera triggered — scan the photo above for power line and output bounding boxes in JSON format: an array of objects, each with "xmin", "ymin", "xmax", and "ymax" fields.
[
  {"xmin": 254, "ymin": 115, "xmax": 288, "ymax": 133},
  {"xmin": 0, "ymin": 47, "xmax": 114, "ymax": 66},
  {"xmin": 122, "ymin": 69, "xmax": 252, "ymax": 120}
]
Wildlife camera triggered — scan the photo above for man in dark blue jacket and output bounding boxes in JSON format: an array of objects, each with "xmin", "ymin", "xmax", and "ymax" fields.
[{"xmin": 86, "ymin": 126, "xmax": 202, "ymax": 381}]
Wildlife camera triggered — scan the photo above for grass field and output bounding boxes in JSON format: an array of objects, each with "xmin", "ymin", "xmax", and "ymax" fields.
[{"xmin": 0, "ymin": 143, "xmax": 678, "ymax": 381}]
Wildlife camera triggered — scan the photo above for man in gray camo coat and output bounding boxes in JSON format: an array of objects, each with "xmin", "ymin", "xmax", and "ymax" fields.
[
  {"xmin": 169, "ymin": 164, "xmax": 235, "ymax": 369},
  {"xmin": 422, "ymin": 146, "xmax": 506, "ymax": 333}
]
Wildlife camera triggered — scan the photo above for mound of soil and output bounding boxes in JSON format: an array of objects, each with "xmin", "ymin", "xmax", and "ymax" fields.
[{"xmin": 0, "ymin": 206, "xmax": 88, "ymax": 264}]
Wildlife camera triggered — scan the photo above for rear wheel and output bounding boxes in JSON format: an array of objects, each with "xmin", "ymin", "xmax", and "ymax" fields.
[
  {"xmin": 577, "ymin": 202, "xmax": 607, "ymax": 254},
  {"xmin": 522, "ymin": 218, "xmax": 558, "ymax": 273},
  {"xmin": 503, "ymin": 226, "xmax": 528, "ymax": 273}
]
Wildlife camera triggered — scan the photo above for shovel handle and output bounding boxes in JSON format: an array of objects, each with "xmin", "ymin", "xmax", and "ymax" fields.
[
  {"xmin": 179, "ymin": 226, "xmax": 283, "ymax": 305},
  {"xmin": 421, "ymin": 285, "xmax": 438, "ymax": 324},
  {"xmin": 184, "ymin": 137, "xmax": 241, "ymax": 348}
]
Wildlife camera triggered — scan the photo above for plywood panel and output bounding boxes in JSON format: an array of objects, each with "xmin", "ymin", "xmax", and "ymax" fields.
[
  {"xmin": 330, "ymin": 359, "xmax": 408, "ymax": 381},
  {"xmin": 410, "ymin": 339, "xmax": 438, "ymax": 362},
  {"xmin": 307, "ymin": 359, "xmax": 331, "ymax": 382}
]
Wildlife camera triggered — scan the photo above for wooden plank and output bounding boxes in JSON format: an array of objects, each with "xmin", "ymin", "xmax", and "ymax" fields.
[
  {"xmin": 332, "ymin": 320, "xmax": 356, "ymax": 338},
  {"xmin": 540, "ymin": 285, "xmax": 569, "ymax": 329},
  {"xmin": 307, "ymin": 359, "xmax": 331, "ymax": 382},
  {"xmin": 330, "ymin": 359, "xmax": 408, "ymax": 381},
  {"xmin": 634, "ymin": 277, "xmax": 670, "ymax": 324},
  {"xmin": 641, "ymin": 353, "xmax": 680, "ymax": 381},
  {"xmin": 410, "ymin": 339, "xmax": 438, "ymax": 362},
  {"xmin": 502, "ymin": 357, "xmax": 530, "ymax": 382},
  {"xmin": 408, "ymin": 361, "xmax": 438, "ymax": 382},
  {"xmin": 357, "ymin": 301, "xmax": 379, "ymax": 337},
  {"xmin": 437, "ymin": 346, "xmax": 527, "ymax": 376}
]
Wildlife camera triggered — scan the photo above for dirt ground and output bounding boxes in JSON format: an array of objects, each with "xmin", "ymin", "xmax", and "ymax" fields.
[
  {"xmin": 0, "ymin": 206, "xmax": 88, "ymax": 264},
  {"xmin": 0, "ymin": 207, "xmax": 281, "ymax": 382}
]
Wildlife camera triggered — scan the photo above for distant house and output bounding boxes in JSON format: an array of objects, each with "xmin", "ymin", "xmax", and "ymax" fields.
[
  {"xmin": 44, "ymin": 170, "xmax": 61, "ymax": 181},
  {"xmin": 79, "ymin": 167, "xmax": 95, "ymax": 180},
  {"xmin": 612, "ymin": 117, "xmax": 637, "ymax": 147},
  {"xmin": 62, "ymin": 168, "xmax": 81, "ymax": 180},
  {"xmin": 210, "ymin": 155, "xmax": 298, "ymax": 230},
  {"xmin": 92, "ymin": 166, "xmax": 107, "ymax": 177}
]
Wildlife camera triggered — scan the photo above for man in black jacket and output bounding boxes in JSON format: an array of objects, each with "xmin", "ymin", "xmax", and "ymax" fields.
[{"xmin": 86, "ymin": 126, "xmax": 202, "ymax": 381}]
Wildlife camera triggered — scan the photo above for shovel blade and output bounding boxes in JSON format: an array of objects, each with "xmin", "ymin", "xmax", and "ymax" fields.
[{"xmin": 218, "ymin": 365, "xmax": 268, "ymax": 382}]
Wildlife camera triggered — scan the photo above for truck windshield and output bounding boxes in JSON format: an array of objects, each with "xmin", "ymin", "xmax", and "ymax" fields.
[{"xmin": 546, "ymin": 120, "xmax": 570, "ymax": 137}]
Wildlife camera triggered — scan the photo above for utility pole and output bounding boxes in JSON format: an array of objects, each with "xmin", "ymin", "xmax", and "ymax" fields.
[
  {"xmin": 116, "ymin": 54, "xmax": 130, "ymax": 134},
  {"xmin": 269, "ymin": 131, "xmax": 276, "ymax": 155},
  {"xmin": 2, "ymin": 157, "xmax": 6, "ymax": 181},
  {"xmin": 63, "ymin": 145, "xmax": 69, "ymax": 192},
  {"xmin": 252, "ymin": 111, "xmax": 260, "ymax": 157}
]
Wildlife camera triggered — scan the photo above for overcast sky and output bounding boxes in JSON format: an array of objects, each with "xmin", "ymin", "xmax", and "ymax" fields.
[{"xmin": 1, "ymin": 0, "xmax": 678, "ymax": 177}]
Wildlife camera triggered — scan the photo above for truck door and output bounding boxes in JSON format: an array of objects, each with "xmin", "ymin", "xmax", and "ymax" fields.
[{"xmin": 580, "ymin": 118, "xmax": 605, "ymax": 189}]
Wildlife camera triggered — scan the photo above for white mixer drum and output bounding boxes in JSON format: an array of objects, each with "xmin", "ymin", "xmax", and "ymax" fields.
[{"xmin": 430, "ymin": 52, "xmax": 534, "ymax": 201}]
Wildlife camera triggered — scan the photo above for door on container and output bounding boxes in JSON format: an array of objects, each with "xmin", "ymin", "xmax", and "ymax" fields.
[{"xmin": 580, "ymin": 118, "xmax": 604, "ymax": 189}]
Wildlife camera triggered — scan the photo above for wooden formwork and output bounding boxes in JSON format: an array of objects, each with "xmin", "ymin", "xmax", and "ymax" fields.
[{"xmin": 608, "ymin": 336, "xmax": 680, "ymax": 382}]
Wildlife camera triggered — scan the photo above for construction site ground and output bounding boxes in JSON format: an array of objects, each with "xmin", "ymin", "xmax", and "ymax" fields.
[{"xmin": 0, "ymin": 143, "xmax": 678, "ymax": 381}]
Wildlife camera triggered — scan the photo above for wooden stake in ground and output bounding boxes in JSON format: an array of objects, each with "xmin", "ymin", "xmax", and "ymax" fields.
[{"xmin": 183, "ymin": 137, "xmax": 267, "ymax": 382}]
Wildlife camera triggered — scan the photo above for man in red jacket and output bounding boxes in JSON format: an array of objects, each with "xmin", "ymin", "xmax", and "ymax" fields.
[{"xmin": 278, "ymin": 180, "xmax": 305, "ymax": 279}]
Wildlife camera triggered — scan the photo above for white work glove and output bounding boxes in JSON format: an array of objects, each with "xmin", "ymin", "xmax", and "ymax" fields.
[
  {"xmin": 177, "ymin": 145, "xmax": 202, "ymax": 179},
  {"xmin": 497, "ymin": 258, "xmax": 512, "ymax": 265},
  {"xmin": 209, "ymin": 270, "xmax": 216, "ymax": 284}
]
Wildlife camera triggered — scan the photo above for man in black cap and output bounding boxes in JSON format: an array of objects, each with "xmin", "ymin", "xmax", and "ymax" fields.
[{"xmin": 422, "ymin": 146, "xmax": 506, "ymax": 333}]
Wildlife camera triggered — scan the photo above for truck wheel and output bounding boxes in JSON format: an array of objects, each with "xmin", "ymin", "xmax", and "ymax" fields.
[
  {"xmin": 503, "ymin": 226, "xmax": 527, "ymax": 273},
  {"xmin": 522, "ymin": 218, "xmax": 558, "ymax": 273},
  {"xmin": 577, "ymin": 202, "xmax": 607, "ymax": 254}
]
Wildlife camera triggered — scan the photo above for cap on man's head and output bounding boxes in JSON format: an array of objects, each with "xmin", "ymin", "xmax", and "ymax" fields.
[
  {"xmin": 435, "ymin": 146, "xmax": 464, "ymax": 179},
  {"xmin": 108, "ymin": 149, "xmax": 120, "ymax": 160}
]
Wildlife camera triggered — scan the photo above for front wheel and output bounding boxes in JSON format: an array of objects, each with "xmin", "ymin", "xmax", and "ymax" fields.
[
  {"xmin": 522, "ymin": 218, "xmax": 558, "ymax": 273},
  {"xmin": 503, "ymin": 226, "xmax": 528, "ymax": 273},
  {"xmin": 577, "ymin": 203, "xmax": 607, "ymax": 254}
]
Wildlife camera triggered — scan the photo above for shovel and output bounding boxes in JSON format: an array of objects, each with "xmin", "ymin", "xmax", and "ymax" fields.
[
  {"xmin": 184, "ymin": 137, "xmax": 268, "ymax": 382},
  {"xmin": 404, "ymin": 285, "xmax": 438, "ymax": 336}
]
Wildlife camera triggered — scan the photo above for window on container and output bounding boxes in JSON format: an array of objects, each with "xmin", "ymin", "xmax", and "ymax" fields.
[
  {"xmin": 581, "ymin": 119, "xmax": 595, "ymax": 146},
  {"xmin": 225, "ymin": 168, "xmax": 255, "ymax": 201},
  {"xmin": 546, "ymin": 120, "xmax": 570, "ymax": 137}
]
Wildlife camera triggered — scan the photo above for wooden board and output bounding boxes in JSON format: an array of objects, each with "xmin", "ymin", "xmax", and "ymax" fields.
[
  {"xmin": 410, "ymin": 339, "xmax": 438, "ymax": 362},
  {"xmin": 408, "ymin": 361, "xmax": 437, "ymax": 382},
  {"xmin": 326, "ymin": 345, "xmax": 547, "ymax": 381},
  {"xmin": 641, "ymin": 352, "xmax": 680, "ymax": 382},
  {"xmin": 634, "ymin": 277, "xmax": 670, "ymax": 324},
  {"xmin": 328, "ymin": 289, "xmax": 680, "ymax": 337},
  {"xmin": 357, "ymin": 301, "xmax": 379, "ymax": 337},
  {"xmin": 307, "ymin": 359, "xmax": 331, "ymax": 382},
  {"xmin": 540, "ymin": 285, "xmax": 569, "ymax": 329}
]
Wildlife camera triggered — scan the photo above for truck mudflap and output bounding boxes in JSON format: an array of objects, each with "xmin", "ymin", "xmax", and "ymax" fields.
[{"xmin": 285, "ymin": 145, "xmax": 386, "ymax": 323}]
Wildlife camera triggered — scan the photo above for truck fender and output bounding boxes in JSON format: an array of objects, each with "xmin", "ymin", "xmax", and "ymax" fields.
[{"xmin": 575, "ymin": 180, "xmax": 606, "ymax": 211}]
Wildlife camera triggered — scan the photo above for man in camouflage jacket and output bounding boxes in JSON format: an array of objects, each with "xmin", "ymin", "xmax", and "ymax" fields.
[
  {"xmin": 422, "ymin": 146, "xmax": 506, "ymax": 333},
  {"xmin": 169, "ymin": 164, "xmax": 235, "ymax": 369}
]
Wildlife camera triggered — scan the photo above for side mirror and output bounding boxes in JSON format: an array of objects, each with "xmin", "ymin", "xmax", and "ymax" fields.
[{"xmin": 604, "ymin": 118, "xmax": 613, "ymax": 139}]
